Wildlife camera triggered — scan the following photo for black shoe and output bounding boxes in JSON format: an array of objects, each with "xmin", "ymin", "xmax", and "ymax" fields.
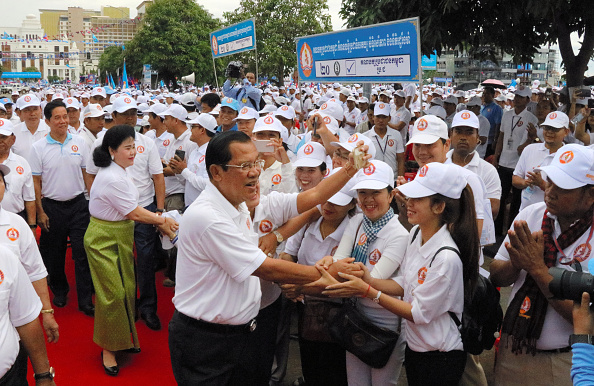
[
  {"xmin": 122, "ymin": 347, "xmax": 141, "ymax": 354},
  {"xmin": 79, "ymin": 304, "xmax": 95, "ymax": 317},
  {"xmin": 140, "ymin": 312, "xmax": 161, "ymax": 331},
  {"xmin": 53, "ymin": 294, "xmax": 67, "ymax": 308},
  {"xmin": 101, "ymin": 352, "xmax": 119, "ymax": 376}
]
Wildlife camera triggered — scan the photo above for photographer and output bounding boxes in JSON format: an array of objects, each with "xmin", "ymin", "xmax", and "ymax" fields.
[
  {"xmin": 223, "ymin": 61, "xmax": 262, "ymax": 111},
  {"xmin": 571, "ymin": 292, "xmax": 594, "ymax": 385}
]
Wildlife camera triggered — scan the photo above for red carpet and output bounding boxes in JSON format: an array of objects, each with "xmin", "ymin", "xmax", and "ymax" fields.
[{"xmin": 27, "ymin": 237, "xmax": 177, "ymax": 385}]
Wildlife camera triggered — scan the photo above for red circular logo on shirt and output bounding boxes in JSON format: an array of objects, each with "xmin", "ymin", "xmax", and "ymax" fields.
[
  {"xmin": 363, "ymin": 163, "xmax": 376, "ymax": 175},
  {"xmin": 137, "ymin": 146, "xmax": 145, "ymax": 154},
  {"xmin": 348, "ymin": 134, "xmax": 359, "ymax": 143},
  {"xmin": 358, "ymin": 233, "xmax": 367, "ymax": 245},
  {"xmin": 259, "ymin": 220, "xmax": 273, "ymax": 234},
  {"xmin": 6, "ymin": 228, "xmax": 19, "ymax": 241},
  {"xmin": 24, "ymin": 96, "xmax": 31, "ymax": 102},
  {"xmin": 461, "ymin": 112, "xmax": 471, "ymax": 119},
  {"xmin": 124, "ymin": 97, "xmax": 132, "ymax": 104},
  {"xmin": 520, "ymin": 296, "xmax": 531, "ymax": 314},
  {"xmin": 0, "ymin": 269, "xmax": 3, "ymax": 285},
  {"xmin": 559, "ymin": 151, "xmax": 574, "ymax": 164},
  {"xmin": 517, "ymin": 120, "xmax": 524, "ymax": 127},
  {"xmin": 240, "ymin": 107, "xmax": 248, "ymax": 114},
  {"xmin": 417, "ymin": 119, "xmax": 428, "ymax": 131},
  {"xmin": 178, "ymin": 146, "xmax": 183, "ymax": 150},
  {"xmin": 303, "ymin": 144, "xmax": 314, "ymax": 155},
  {"xmin": 574, "ymin": 243, "xmax": 592, "ymax": 263},
  {"xmin": 369, "ymin": 249, "xmax": 382, "ymax": 265},
  {"xmin": 16, "ymin": 166, "xmax": 24, "ymax": 175},
  {"xmin": 419, "ymin": 164, "xmax": 428, "ymax": 177},
  {"xmin": 272, "ymin": 174, "xmax": 282, "ymax": 185},
  {"xmin": 163, "ymin": 139, "xmax": 170, "ymax": 146},
  {"xmin": 199, "ymin": 155, "xmax": 205, "ymax": 163},
  {"xmin": 418, "ymin": 267, "xmax": 427, "ymax": 284},
  {"xmin": 264, "ymin": 116, "xmax": 274, "ymax": 124},
  {"xmin": 71, "ymin": 145, "xmax": 78, "ymax": 152},
  {"xmin": 387, "ymin": 139, "xmax": 395, "ymax": 147}
]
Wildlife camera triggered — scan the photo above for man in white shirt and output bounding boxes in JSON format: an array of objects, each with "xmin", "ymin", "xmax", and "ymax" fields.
[
  {"xmin": 78, "ymin": 104, "xmax": 105, "ymax": 151},
  {"xmin": 12, "ymin": 95, "xmax": 49, "ymax": 163},
  {"xmin": 490, "ymin": 144, "xmax": 594, "ymax": 386},
  {"xmin": 388, "ymin": 90, "xmax": 411, "ymax": 142},
  {"xmin": 465, "ymin": 97, "xmax": 490, "ymax": 158},
  {"xmin": 364, "ymin": 102, "xmax": 405, "ymax": 181},
  {"xmin": 144, "ymin": 103, "xmax": 173, "ymax": 159},
  {"xmin": 343, "ymin": 96, "xmax": 361, "ymax": 136},
  {"xmin": 30, "ymin": 100, "xmax": 94, "ymax": 316},
  {"xmin": 64, "ymin": 97, "xmax": 82, "ymax": 134}
]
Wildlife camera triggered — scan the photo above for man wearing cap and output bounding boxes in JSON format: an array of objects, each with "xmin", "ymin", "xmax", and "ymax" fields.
[
  {"xmin": 494, "ymin": 85, "xmax": 539, "ymax": 235},
  {"xmin": 465, "ymin": 96, "xmax": 490, "ymax": 158},
  {"xmin": 78, "ymin": 104, "xmax": 105, "ymax": 150},
  {"xmin": 223, "ymin": 69, "xmax": 262, "ymax": 111},
  {"xmin": 481, "ymin": 86, "xmax": 503, "ymax": 157},
  {"xmin": 30, "ymin": 100, "xmax": 94, "ymax": 315},
  {"xmin": 275, "ymin": 105, "xmax": 300, "ymax": 157},
  {"xmin": 11, "ymin": 90, "xmax": 19, "ymax": 104},
  {"xmin": 180, "ymin": 92, "xmax": 198, "ymax": 120},
  {"xmin": 512, "ymin": 111, "xmax": 569, "ymax": 212},
  {"xmin": 356, "ymin": 97, "xmax": 370, "ymax": 125},
  {"xmin": 235, "ymin": 106, "xmax": 258, "ymax": 137},
  {"xmin": 12, "ymin": 95, "xmax": 50, "ymax": 163},
  {"xmin": 443, "ymin": 95, "xmax": 458, "ymax": 129},
  {"xmin": 170, "ymin": 114, "xmax": 218, "ymax": 205},
  {"xmin": 490, "ymin": 144, "xmax": 594, "ymax": 386},
  {"xmin": 144, "ymin": 103, "xmax": 173, "ymax": 159},
  {"xmin": 0, "ymin": 103, "xmax": 6, "ymax": 119},
  {"xmin": 216, "ymin": 98, "xmax": 240, "ymax": 133},
  {"xmin": 89, "ymin": 88, "xmax": 107, "ymax": 107},
  {"xmin": 344, "ymin": 96, "xmax": 361, "ymax": 135},
  {"xmin": 80, "ymin": 93, "xmax": 90, "ymax": 108},
  {"xmin": 364, "ymin": 102, "xmax": 405, "ymax": 180},
  {"xmin": 388, "ymin": 90, "xmax": 411, "ymax": 142},
  {"xmin": 64, "ymin": 97, "xmax": 82, "ymax": 135}
]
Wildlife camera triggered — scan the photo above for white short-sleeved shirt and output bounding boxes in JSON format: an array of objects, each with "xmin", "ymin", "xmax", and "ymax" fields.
[
  {"xmin": 163, "ymin": 129, "xmax": 198, "ymax": 196},
  {"xmin": 180, "ymin": 142, "xmax": 209, "ymax": 206},
  {"xmin": 0, "ymin": 208, "xmax": 46, "ymax": 282},
  {"xmin": 173, "ymin": 182, "xmax": 267, "ymax": 324},
  {"xmin": 89, "ymin": 162, "xmax": 139, "ymax": 221},
  {"xmin": 0, "ymin": 249, "xmax": 43, "ymax": 378},
  {"xmin": 476, "ymin": 115, "xmax": 491, "ymax": 158},
  {"xmin": 253, "ymin": 192, "xmax": 299, "ymax": 309},
  {"xmin": 12, "ymin": 120, "xmax": 50, "ymax": 163},
  {"xmin": 499, "ymin": 108, "xmax": 539, "ymax": 169},
  {"xmin": 29, "ymin": 133, "xmax": 87, "ymax": 201},
  {"xmin": 394, "ymin": 225, "xmax": 464, "ymax": 352},
  {"xmin": 445, "ymin": 150, "xmax": 501, "ymax": 201},
  {"xmin": 145, "ymin": 129, "xmax": 174, "ymax": 159},
  {"xmin": 87, "ymin": 133, "xmax": 163, "ymax": 208},
  {"xmin": 390, "ymin": 105, "xmax": 412, "ymax": 142},
  {"xmin": 513, "ymin": 143, "xmax": 556, "ymax": 211},
  {"xmin": 494, "ymin": 202, "xmax": 592, "ymax": 350},
  {"xmin": 76, "ymin": 126, "xmax": 99, "ymax": 151},
  {"xmin": 357, "ymin": 109, "xmax": 368, "ymax": 125},
  {"xmin": 333, "ymin": 214, "xmax": 409, "ymax": 327},
  {"xmin": 2, "ymin": 151, "xmax": 35, "ymax": 214},
  {"xmin": 344, "ymin": 108, "xmax": 361, "ymax": 135},
  {"xmin": 364, "ymin": 127, "xmax": 405, "ymax": 182},
  {"xmin": 259, "ymin": 161, "xmax": 298, "ymax": 196}
]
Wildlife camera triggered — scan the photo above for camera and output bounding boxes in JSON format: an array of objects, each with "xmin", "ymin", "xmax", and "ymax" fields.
[
  {"xmin": 225, "ymin": 61, "xmax": 244, "ymax": 78},
  {"xmin": 549, "ymin": 267, "xmax": 594, "ymax": 302}
]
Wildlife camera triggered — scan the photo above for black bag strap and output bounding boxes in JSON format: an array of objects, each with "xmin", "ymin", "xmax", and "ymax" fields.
[
  {"xmin": 425, "ymin": 246, "xmax": 462, "ymax": 327},
  {"xmin": 350, "ymin": 220, "xmax": 364, "ymax": 252},
  {"xmin": 410, "ymin": 227, "xmax": 420, "ymax": 244}
]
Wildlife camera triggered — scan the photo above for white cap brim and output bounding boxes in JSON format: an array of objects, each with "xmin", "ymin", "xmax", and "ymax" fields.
[
  {"xmin": 328, "ymin": 191, "xmax": 355, "ymax": 206},
  {"xmin": 407, "ymin": 134, "xmax": 442, "ymax": 146},
  {"xmin": 351, "ymin": 179, "xmax": 390, "ymax": 191},
  {"xmin": 536, "ymin": 165, "xmax": 585, "ymax": 190},
  {"xmin": 396, "ymin": 180, "xmax": 438, "ymax": 198},
  {"xmin": 293, "ymin": 158, "xmax": 324, "ymax": 168},
  {"xmin": 0, "ymin": 129, "xmax": 12, "ymax": 136}
]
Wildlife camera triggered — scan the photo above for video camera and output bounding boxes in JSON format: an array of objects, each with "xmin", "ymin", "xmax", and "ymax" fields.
[
  {"xmin": 225, "ymin": 61, "xmax": 244, "ymax": 79},
  {"xmin": 549, "ymin": 267, "xmax": 594, "ymax": 302}
]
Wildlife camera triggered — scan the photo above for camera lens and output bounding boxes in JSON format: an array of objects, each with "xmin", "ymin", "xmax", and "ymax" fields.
[{"xmin": 549, "ymin": 267, "xmax": 594, "ymax": 302}]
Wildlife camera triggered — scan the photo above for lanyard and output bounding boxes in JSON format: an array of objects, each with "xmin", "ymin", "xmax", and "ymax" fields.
[
  {"xmin": 374, "ymin": 134, "xmax": 389, "ymax": 157},
  {"xmin": 510, "ymin": 115, "xmax": 523, "ymax": 136},
  {"xmin": 555, "ymin": 224, "xmax": 594, "ymax": 266}
]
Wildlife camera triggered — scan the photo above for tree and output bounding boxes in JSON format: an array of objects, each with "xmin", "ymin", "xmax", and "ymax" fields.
[
  {"xmin": 24, "ymin": 66, "xmax": 39, "ymax": 72},
  {"xmin": 224, "ymin": 0, "xmax": 332, "ymax": 83},
  {"xmin": 122, "ymin": 0, "xmax": 221, "ymax": 87},
  {"xmin": 98, "ymin": 46, "xmax": 125, "ymax": 84},
  {"xmin": 340, "ymin": 0, "xmax": 594, "ymax": 87}
]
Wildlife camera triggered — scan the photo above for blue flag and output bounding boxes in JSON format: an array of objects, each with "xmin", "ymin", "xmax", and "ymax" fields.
[
  {"xmin": 92, "ymin": 34, "xmax": 98, "ymax": 43},
  {"xmin": 122, "ymin": 59, "xmax": 128, "ymax": 89}
]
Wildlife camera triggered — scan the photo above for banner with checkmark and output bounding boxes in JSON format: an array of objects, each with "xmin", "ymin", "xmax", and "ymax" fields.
[{"xmin": 296, "ymin": 17, "xmax": 421, "ymax": 83}]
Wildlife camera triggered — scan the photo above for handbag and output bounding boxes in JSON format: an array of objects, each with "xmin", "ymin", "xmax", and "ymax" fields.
[
  {"xmin": 299, "ymin": 297, "xmax": 342, "ymax": 342},
  {"xmin": 329, "ymin": 298, "xmax": 400, "ymax": 368}
]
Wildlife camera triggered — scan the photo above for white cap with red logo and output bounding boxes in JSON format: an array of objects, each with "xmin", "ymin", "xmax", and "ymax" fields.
[
  {"xmin": 397, "ymin": 162, "xmax": 467, "ymax": 199},
  {"xmin": 373, "ymin": 102, "xmax": 391, "ymax": 117},
  {"xmin": 0, "ymin": 118, "xmax": 15, "ymax": 137},
  {"xmin": 331, "ymin": 133, "xmax": 377, "ymax": 159},
  {"xmin": 91, "ymin": 87, "xmax": 107, "ymax": 98},
  {"xmin": 275, "ymin": 105, "xmax": 296, "ymax": 120},
  {"xmin": 112, "ymin": 95, "xmax": 138, "ymax": 113},
  {"xmin": 351, "ymin": 160, "xmax": 394, "ymax": 190},
  {"xmin": 83, "ymin": 104, "xmax": 104, "ymax": 119},
  {"xmin": 319, "ymin": 101, "xmax": 345, "ymax": 122},
  {"xmin": 235, "ymin": 106, "xmax": 259, "ymax": 121},
  {"xmin": 253, "ymin": 115, "xmax": 284, "ymax": 133},
  {"xmin": 64, "ymin": 98, "xmax": 80, "ymax": 110},
  {"xmin": 536, "ymin": 144, "xmax": 594, "ymax": 189},
  {"xmin": 294, "ymin": 141, "xmax": 327, "ymax": 168},
  {"xmin": 17, "ymin": 94, "xmax": 41, "ymax": 110},
  {"xmin": 407, "ymin": 115, "xmax": 449, "ymax": 146},
  {"xmin": 542, "ymin": 111, "xmax": 569, "ymax": 129},
  {"xmin": 452, "ymin": 110, "xmax": 480, "ymax": 129}
]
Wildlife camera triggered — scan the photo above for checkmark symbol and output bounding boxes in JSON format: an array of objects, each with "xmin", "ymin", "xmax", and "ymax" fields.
[{"xmin": 347, "ymin": 62, "xmax": 355, "ymax": 72}]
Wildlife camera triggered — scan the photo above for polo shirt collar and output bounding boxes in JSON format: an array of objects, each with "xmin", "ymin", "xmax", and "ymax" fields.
[
  {"xmin": 46, "ymin": 132, "xmax": 72, "ymax": 145},
  {"xmin": 206, "ymin": 181, "xmax": 249, "ymax": 220},
  {"xmin": 417, "ymin": 224, "xmax": 451, "ymax": 259}
]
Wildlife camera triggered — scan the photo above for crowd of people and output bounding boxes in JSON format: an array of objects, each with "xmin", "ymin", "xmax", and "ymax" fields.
[{"xmin": 1, "ymin": 68, "xmax": 594, "ymax": 386}]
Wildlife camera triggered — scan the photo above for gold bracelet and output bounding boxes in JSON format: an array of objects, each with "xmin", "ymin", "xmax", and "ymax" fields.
[{"xmin": 40, "ymin": 309, "xmax": 54, "ymax": 314}]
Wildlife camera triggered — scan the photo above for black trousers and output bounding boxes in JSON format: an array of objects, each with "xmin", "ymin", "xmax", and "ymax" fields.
[
  {"xmin": 135, "ymin": 202, "xmax": 158, "ymax": 315},
  {"xmin": 404, "ymin": 345, "xmax": 466, "ymax": 386},
  {"xmin": 169, "ymin": 311, "xmax": 253, "ymax": 386},
  {"xmin": 495, "ymin": 165, "xmax": 521, "ymax": 236},
  {"xmin": 0, "ymin": 345, "xmax": 27, "ymax": 386},
  {"xmin": 39, "ymin": 194, "xmax": 93, "ymax": 307}
]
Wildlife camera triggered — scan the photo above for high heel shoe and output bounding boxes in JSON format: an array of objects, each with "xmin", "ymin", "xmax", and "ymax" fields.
[{"xmin": 101, "ymin": 351, "xmax": 119, "ymax": 376}]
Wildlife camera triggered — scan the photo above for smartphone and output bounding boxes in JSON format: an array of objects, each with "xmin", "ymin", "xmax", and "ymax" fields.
[
  {"xmin": 175, "ymin": 149, "xmax": 186, "ymax": 161},
  {"xmin": 253, "ymin": 140, "xmax": 272, "ymax": 152},
  {"xmin": 589, "ymin": 99, "xmax": 594, "ymax": 109},
  {"xmin": 577, "ymin": 88, "xmax": 592, "ymax": 98}
]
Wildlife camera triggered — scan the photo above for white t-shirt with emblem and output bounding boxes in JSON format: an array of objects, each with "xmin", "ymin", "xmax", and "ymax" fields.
[
  {"xmin": 364, "ymin": 127, "xmax": 405, "ymax": 182},
  {"xmin": 12, "ymin": 120, "xmax": 50, "ymax": 163},
  {"xmin": 259, "ymin": 161, "xmax": 297, "ymax": 196},
  {"xmin": 390, "ymin": 105, "xmax": 412, "ymax": 143},
  {"xmin": 145, "ymin": 129, "xmax": 174, "ymax": 159},
  {"xmin": 2, "ymin": 151, "xmax": 35, "ymax": 214},
  {"xmin": 180, "ymin": 142, "xmax": 209, "ymax": 206},
  {"xmin": 163, "ymin": 129, "xmax": 198, "ymax": 196}
]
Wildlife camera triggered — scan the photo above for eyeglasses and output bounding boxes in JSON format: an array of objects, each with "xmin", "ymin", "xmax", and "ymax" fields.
[
  {"xmin": 224, "ymin": 159, "xmax": 265, "ymax": 171},
  {"xmin": 542, "ymin": 126, "xmax": 564, "ymax": 132}
]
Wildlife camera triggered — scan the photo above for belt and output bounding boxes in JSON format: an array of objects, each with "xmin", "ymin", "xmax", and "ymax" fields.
[
  {"xmin": 175, "ymin": 310, "xmax": 257, "ymax": 334},
  {"xmin": 535, "ymin": 346, "xmax": 572, "ymax": 354},
  {"xmin": 43, "ymin": 193, "xmax": 85, "ymax": 205}
]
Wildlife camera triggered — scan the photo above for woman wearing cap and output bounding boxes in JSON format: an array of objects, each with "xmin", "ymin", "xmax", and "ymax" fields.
[
  {"xmin": 294, "ymin": 141, "xmax": 328, "ymax": 192},
  {"xmin": 574, "ymin": 106, "xmax": 594, "ymax": 145},
  {"xmin": 84, "ymin": 125, "xmax": 178, "ymax": 376},
  {"xmin": 316, "ymin": 162, "xmax": 480, "ymax": 386},
  {"xmin": 314, "ymin": 160, "xmax": 410, "ymax": 385}
]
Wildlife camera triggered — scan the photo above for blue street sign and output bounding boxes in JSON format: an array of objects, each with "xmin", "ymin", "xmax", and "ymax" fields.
[
  {"xmin": 210, "ymin": 19, "xmax": 256, "ymax": 59},
  {"xmin": 422, "ymin": 51, "xmax": 437, "ymax": 70},
  {"xmin": 296, "ymin": 18, "xmax": 421, "ymax": 83},
  {"xmin": 1, "ymin": 72, "xmax": 42, "ymax": 79}
]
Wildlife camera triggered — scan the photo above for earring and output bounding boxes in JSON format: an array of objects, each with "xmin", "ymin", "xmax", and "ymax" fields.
[{"xmin": 111, "ymin": 154, "xmax": 115, "ymax": 160}]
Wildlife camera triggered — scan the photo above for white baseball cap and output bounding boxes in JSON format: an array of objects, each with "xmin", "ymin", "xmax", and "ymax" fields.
[
  {"xmin": 180, "ymin": 92, "xmax": 197, "ymax": 107},
  {"xmin": 373, "ymin": 102, "xmax": 391, "ymax": 117},
  {"xmin": 148, "ymin": 103, "xmax": 167, "ymax": 115},
  {"xmin": 64, "ymin": 97, "xmax": 80, "ymax": 110},
  {"xmin": 443, "ymin": 95, "xmax": 458, "ymax": 105},
  {"xmin": 542, "ymin": 111, "xmax": 569, "ymax": 129},
  {"xmin": 397, "ymin": 162, "xmax": 467, "ymax": 199},
  {"xmin": 536, "ymin": 144, "xmax": 594, "ymax": 189},
  {"xmin": 454, "ymin": 90, "xmax": 466, "ymax": 98},
  {"xmin": 358, "ymin": 97, "xmax": 369, "ymax": 104},
  {"xmin": 235, "ymin": 106, "xmax": 259, "ymax": 121},
  {"xmin": 407, "ymin": 115, "xmax": 449, "ymax": 145},
  {"xmin": 346, "ymin": 96, "xmax": 357, "ymax": 102},
  {"xmin": 315, "ymin": 113, "xmax": 339, "ymax": 134},
  {"xmin": 83, "ymin": 104, "xmax": 104, "ymax": 119},
  {"xmin": 53, "ymin": 93, "xmax": 65, "ymax": 100},
  {"xmin": 331, "ymin": 132, "xmax": 377, "ymax": 159},
  {"xmin": 327, "ymin": 167, "xmax": 357, "ymax": 206},
  {"xmin": 340, "ymin": 88, "xmax": 351, "ymax": 97},
  {"xmin": 514, "ymin": 86, "xmax": 531, "ymax": 98},
  {"xmin": 294, "ymin": 141, "xmax": 327, "ymax": 168},
  {"xmin": 319, "ymin": 101, "xmax": 344, "ymax": 122},
  {"xmin": 351, "ymin": 160, "xmax": 395, "ymax": 190},
  {"xmin": 258, "ymin": 104, "xmax": 277, "ymax": 115},
  {"xmin": 425, "ymin": 105, "xmax": 447, "ymax": 119},
  {"xmin": 466, "ymin": 96, "xmax": 482, "ymax": 107},
  {"xmin": 17, "ymin": 94, "xmax": 41, "ymax": 110},
  {"xmin": 91, "ymin": 87, "xmax": 107, "ymax": 98},
  {"xmin": 0, "ymin": 118, "xmax": 15, "ymax": 136},
  {"xmin": 432, "ymin": 88, "xmax": 444, "ymax": 96},
  {"xmin": 112, "ymin": 95, "xmax": 138, "ymax": 113},
  {"xmin": 253, "ymin": 115, "xmax": 284, "ymax": 133},
  {"xmin": 430, "ymin": 97, "xmax": 444, "ymax": 107},
  {"xmin": 452, "ymin": 110, "xmax": 480, "ymax": 129},
  {"xmin": 394, "ymin": 90, "xmax": 406, "ymax": 98},
  {"xmin": 186, "ymin": 113, "xmax": 218, "ymax": 133},
  {"xmin": 159, "ymin": 104, "xmax": 187, "ymax": 121},
  {"xmin": 275, "ymin": 105, "xmax": 296, "ymax": 120}
]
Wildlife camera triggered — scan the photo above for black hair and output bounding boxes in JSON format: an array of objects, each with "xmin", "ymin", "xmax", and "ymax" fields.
[
  {"xmin": 386, "ymin": 185, "xmax": 399, "ymax": 213},
  {"xmin": 205, "ymin": 128, "xmax": 216, "ymax": 138},
  {"xmin": 430, "ymin": 186, "xmax": 480, "ymax": 301},
  {"xmin": 205, "ymin": 131, "xmax": 252, "ymax": 178},
  {"xmin": 183, "ymin": 104, "xmax": 196, "ymax": 113},
  {"xmin": 43, "ymin": 100, "xmax": 66, "ymax": 120},
  {"xmin": 201, "ymin": 93, "xmax": 221, "ymax": 109},
  {"xmin": 149, "ymin": 112, "xmax": 164, "ymax": 122},
  {"xmin": 93, "ymin": 125, "xmax": 136, "ymax": 168},
  {"xmin": 368, "ymin": 103, "xmax": 375, "ymax": 114}
]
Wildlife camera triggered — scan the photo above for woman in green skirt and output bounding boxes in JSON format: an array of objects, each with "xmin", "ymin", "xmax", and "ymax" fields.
[{"xmin": 84, "ymin": 125, "xmax": 178, "ymax": 376}]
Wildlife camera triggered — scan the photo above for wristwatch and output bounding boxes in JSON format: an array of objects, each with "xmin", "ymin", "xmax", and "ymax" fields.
[
  {"xmin": 569, "ymin": 334, "xmax": 593, "ymax": 345},
  {"xmin": 34, "ymin": 367, "xmax": 55, "ymax": 381},
  {"xmin": 373, "ymin": 291, "xmax": 382, "ymax": 304},
  {"xmin": 272, "ymin": 230, "xmax": 284, "ymax": 244}
]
